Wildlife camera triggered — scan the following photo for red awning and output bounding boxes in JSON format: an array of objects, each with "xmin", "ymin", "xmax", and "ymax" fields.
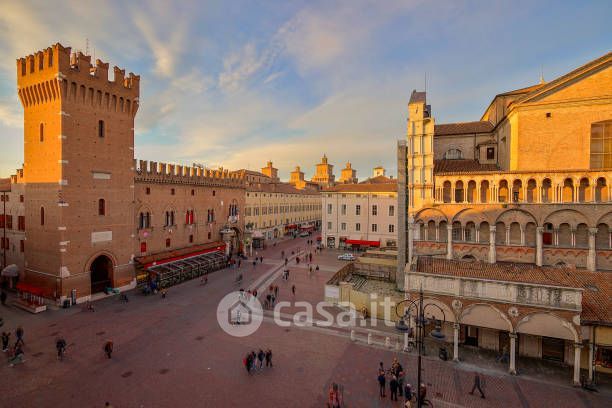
[
  {"xmin": 316, "ymin": 236, "xmax": 322, "ymax": 241},
  {"xmin": 345, "ymin": 239, "xmax": 380, "ymax": 247},
  {"xmin": 300, "ymin": 225, "xmax": 314, "ymax": 231},
  {"xmin": 16, "ymin": 282, "xmax": 46, "ymax": 296},
  {"xmin": 286, "ymin": 224, "xmax": 298, "ymax": 229}
]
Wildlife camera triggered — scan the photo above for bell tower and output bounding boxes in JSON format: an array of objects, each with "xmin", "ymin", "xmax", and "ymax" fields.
[
  {"xmin": 406, "ymin": 90, "xmax": 435, "ymax": 215},
  {"xmin": 16, "ymin": 43, "xmax": 140, "ymax": 301}
]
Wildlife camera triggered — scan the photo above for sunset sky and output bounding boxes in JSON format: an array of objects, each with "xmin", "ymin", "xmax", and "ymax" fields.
[{"xmin": 0, "ymin": 0, "xmax": 610, "ymax": 179}]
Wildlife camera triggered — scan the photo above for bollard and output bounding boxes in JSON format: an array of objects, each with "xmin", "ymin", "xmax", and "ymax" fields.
[
  {"xmin": 367, "ymin": 332, "xmax": 372, "ymax": 345},
  {"xmin": 350, "ymin": 330, "xmax": 355, "ymax": 341},
  {"xmin": 385, "ymin": 337, "xmax": 391, "ymax": 348}
]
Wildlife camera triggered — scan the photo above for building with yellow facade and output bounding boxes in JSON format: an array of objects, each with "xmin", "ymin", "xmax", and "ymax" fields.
[{"xmin": 394, "ymin": 52, "xmax": 611, "ymax": 384}]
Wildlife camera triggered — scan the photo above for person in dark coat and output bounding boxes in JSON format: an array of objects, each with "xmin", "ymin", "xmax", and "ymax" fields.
[
  {"xmin": 1, "ymin": 331, "xmax": 10, "ymax": 351},
  {"xmin": 390, "ymin": 374, "xmax": 399, "ymax": 401},
  {"xmin": 257, "ymin": 349, "xmax": 265, "ymax": 369},
  {"xmin": 0, "ymin": 291, "xmax": 7, "ymax": 306},
  {"xmin": 265, "ymin": 349, "xmax": 273, "ymax": 367},
  {"xmin": 469, "ymin": 372, "xmax": 485, "ymax": 398},
  {"xmin": 377, "ymin": 362, "xmax": 386, "ymax": 397},
  {"xmin": 104, "ymin": 340, "xmax": 113, "ymax": 359}
]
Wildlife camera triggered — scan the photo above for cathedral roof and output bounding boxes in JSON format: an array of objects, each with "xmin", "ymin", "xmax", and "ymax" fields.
[
  {"xmin": 434, "ymin": 121, "xmax": 493, "ymax": 136},
  {"xmin": 434, "ymin": 159, "xmax": 499, "ymax": 174}
]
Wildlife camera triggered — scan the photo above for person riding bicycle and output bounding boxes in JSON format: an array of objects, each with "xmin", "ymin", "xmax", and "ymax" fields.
[{"xmin": 56, "ymin": 338, "xmax": 67, "ymax": 360}]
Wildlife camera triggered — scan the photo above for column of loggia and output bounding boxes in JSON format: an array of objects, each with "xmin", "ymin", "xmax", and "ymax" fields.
[
  {"xmin": 446, "ymin": 225, "xmax": 453, "ymax": 260},
  {"xmin": 587, "ymin": 227, "xmax": 598, "ymax": 271},
  {"xmin": 536, "ymin": 226, "xmax": 544, "ymax": 266},
  {"xmin": 489, "ymin": 226, "xmax": 496, "ymax": 264}
]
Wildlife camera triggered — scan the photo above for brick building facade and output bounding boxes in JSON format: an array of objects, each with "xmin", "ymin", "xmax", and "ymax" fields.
[{"xmin": 1, "ymin": 43, "xmax": 246, "ymax": 304}]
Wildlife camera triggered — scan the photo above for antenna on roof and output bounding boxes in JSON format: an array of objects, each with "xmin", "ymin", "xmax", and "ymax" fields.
[
  {"xmin": 539, "ymin": 65, "xmax": 545, "ymax": 84},
  {"xmin": 424, "ymin": 72, "xmax": 427, "ymax": 93},
  {"xmin": 85, "ymin": 38, "xmax": 89, "ymax": 55}
]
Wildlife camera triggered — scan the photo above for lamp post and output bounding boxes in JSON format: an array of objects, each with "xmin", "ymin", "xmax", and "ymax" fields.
[{"xmin": 395, "ymin": 287, "xmax": 446, "ymax": 408}]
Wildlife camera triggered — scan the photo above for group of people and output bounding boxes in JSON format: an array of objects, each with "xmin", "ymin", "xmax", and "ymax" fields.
[
  {"xmin": 377, "ymin": 358, "xmax": 426, "ymax": 406},
  {"xmin": 2, "ymin": 326, "xmax": 25, "ymax": 367},
  {"xmin": 243, "ymin": 349, "xmax": 273, "ymax": 374},
  {"xmin": 263, "ymin": 285, "xmax": 280, "ymax": 309}
]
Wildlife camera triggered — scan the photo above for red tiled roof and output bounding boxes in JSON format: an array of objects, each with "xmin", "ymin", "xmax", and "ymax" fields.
[
  {"xmin": 326, "ymin": 179, "xmax": 397, "ymax": 193},
  {"xmin": 434, "ymin": 121, "xmax": 493, "ymax": 136},
  {"xmin": 360, "ymin": 175, "xmax": 395, "ymax": 184},
  {"xmin": 434, "ymin": 159, "xmax": 499, "ymax": 174},
  {"xmin": 248, "ymin": 182, "xmax": 320, "ymax": 196},
  {"xmin": 416, "ymin": 257, "xmax": 611, "ymax": 324}
]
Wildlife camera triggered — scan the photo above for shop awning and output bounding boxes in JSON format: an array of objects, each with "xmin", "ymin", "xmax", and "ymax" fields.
[
  {"xmin": 16, "ymin": 282, "xmax": 46, "ymax": 296},
  {"xmin": 286, "ymin": 224, "xmax": 298, "ymax": 229},
  {"xmin": 345, "ymin": 239, "xmax": 380, "ymax": 247},
  {"xmin": 316, "ymin": 236, "xmax": 322, "ymax": 241}
]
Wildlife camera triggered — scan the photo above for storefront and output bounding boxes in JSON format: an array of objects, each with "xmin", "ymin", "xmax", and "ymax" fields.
[{"xmin": 345, "ymin": 239, "xmax": 381, "ymax": 250}]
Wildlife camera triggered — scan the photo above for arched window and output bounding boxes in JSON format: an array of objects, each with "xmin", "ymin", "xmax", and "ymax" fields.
[
  {"xmin": 139, "ymin": 212, "xmax": 145, "ymax": 229},
  {"xmin": 98, "ymin": 120, "xmax": 105, "ymax": 138},
  {"xmin": 40, "ymin": 123, "xmax": 44, "ymax": 142},
  {"xmin": 145, "ymin": 212, "xmax": 150, "ymax": 228},
  {"xmin": 98, "ymin": 199, "xmax": 105, "ymax": 216},
  {"xmin": 40, "ymin": 207, "xmax": 45, "ymax": 226},
  {"xmin": 445, "ymin": 149, "xmax": 463, "ymax": 160}
]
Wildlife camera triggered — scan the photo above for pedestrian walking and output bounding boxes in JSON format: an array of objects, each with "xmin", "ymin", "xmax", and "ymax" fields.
[
  {"xmin": 1, "ymin": 331, "xmax": 10, "ymax": 351},
  {"xmin": 8, "ymin": 343, "xmax": 24, "ymax": 367},
  {"xmin": 161, "ymin": 288, "xmax": 167, "ymax": 299},
  {"xmin": 291, "ymin": 285, "xmax": 296, "ymax": 296},
  {"xmin": 257, "ymin": 349, "xmax": 265, "ymax": 369},
  {"xmin": 245, "ymin": 353, "xmax": 253, "ymax": 374},
  {"xmin": 270, "ymin": 294, "xmax": 276, "ymax": 307},
  {"xmin": 469, "ymin": 372, "xmax": 485, "ymax": 398},
  {"xmin": 296, "ymin": 256, "xmax": 300, "ymax": 264},
  {"xmin": 15, "ymin": 326, "xmax": 24, "ymax": 347},
  {"xmin": 265, "ymin": 349, "xmax": 273, "ymax": 367},
  {"xmin": 260, "ymin": 256, "xmax": 263, "ymax": 264},
  {"xmin": 315, "ymin": 265, "xmax": 319, "ymax": 271},
  {"xmin": 418, "ymin": 383, "xmax": 427, "ymax": 404},
  {"xmin": 274, "ymin": 286, "xmax": 279, "ymax": 297},
  {"xmin": 253, "ymin": 289, "xmax": 258, "ymax": 298},
  {"xmin": 284, "ymin": 258, "xmax": 288, "ymax": 266},
  {"xmin": 238, "ymin": 259, "xmax": 241, "ymax": 268},
  {"xmin": 404, "ymin": 383, "xmax": 413, "ymax": 405},
  {"xmin": 0, "ymin": 290, "xmax": 6, "ymax": 306},
  {"xmin": 56, "ymin": 337, "xmax": 67, "ymax": 360},
  {"xmin": 252, "ymin": 260, "xmax": 256, "ymax": 269},
  {"xmin": 377, "ymin": 362, "xmax": 386, "ymax": 397},
  {"xmin": 250, "ymin": 351, "xmax": 257, "ymax": 371},
  {"xmin": 104, "ymin": 340, "xmax": 113, "ymax": 359},
  {"xmin": 390, "ymin": 374, "xmax": 399, "ymax": 401},
  {"xmin": 309, "ymin": 253, "xmax": 312, "ymax": 263}
]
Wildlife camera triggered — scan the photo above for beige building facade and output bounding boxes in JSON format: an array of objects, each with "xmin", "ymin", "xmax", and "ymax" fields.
[
  {"xmin": 322, "ymin": 175, "xmax": 397, "ymax": 249},
  {"xmin": 243, "ymin": 165, "xmax": 321, "ymax": 247}
]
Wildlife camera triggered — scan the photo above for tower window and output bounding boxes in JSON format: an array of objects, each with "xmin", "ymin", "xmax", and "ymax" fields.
[
  {"xmin": 171, "ymin": 188, "xmax": 175, "ymax": 195},
  {"xmin": 487, "ymin": 147, "xmax": 495, "ymax": 160},
  {"xmin": 98, "ymin": 199, "xmax": 105, "ymax": 216},
  {"xmin": 40, "ymin": 123, "xmax": 44, "ymax": 142},
  {"xmin": 166, "ymin": 238, "xmax": 171, "ymax": 248},
  {"xmin": 212, "ymin": 190, "xmax": 216, "ymax": 196},
  {"xmin": 146, "ymin": 187, "xmax": 150, "ymax": 195},
  {"xmin": 98, "ymin": 120, "xmax": 105, "ymax": 138},
  {"xmin": 40, "ymin": 207, "xmax": 45, "ymax": 226}
]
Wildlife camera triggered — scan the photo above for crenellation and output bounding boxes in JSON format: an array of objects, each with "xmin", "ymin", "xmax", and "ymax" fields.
[
  {"xmin": 113, "ymin": 66, "xmax": 125, "ymax": 86},
  {"xmin": 94, "ymin": 59, "xmax": 109, "ymax": 81}
]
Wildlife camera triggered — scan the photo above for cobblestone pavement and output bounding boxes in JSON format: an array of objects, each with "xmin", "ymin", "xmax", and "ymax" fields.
[{"xmin": 0, "ymin": 237, "xmax": 609, "ymax": 407}]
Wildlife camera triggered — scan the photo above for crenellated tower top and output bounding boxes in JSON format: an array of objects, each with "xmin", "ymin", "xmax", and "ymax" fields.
[{"xmin": 16, "ymin": 43, "xmax": 139, "ymax": 115}]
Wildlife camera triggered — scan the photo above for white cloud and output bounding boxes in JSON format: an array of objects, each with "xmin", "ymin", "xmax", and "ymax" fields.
[{"xmin": 0, "ymin": 103, "xmax": 21, "ymax": 128}]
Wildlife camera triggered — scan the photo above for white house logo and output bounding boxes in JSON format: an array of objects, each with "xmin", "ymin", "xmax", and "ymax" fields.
[{"xmin": 217, "ymin": 291, "xmax": 263, "ymax": 337}]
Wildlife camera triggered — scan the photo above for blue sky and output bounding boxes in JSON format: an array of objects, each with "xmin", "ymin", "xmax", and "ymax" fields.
[{"xmin": 0, "ymin": 0, "xmax": 610, "ymax": 179}]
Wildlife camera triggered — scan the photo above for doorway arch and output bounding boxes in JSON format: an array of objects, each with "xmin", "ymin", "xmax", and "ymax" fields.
[{"xmin": 90, "ymin": 255, "xmax": 113, "ymax": 294}]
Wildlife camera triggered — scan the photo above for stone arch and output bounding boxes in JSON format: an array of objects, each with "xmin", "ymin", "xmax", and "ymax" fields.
[
  {"xmin": 526, "ymin": 179, "xmax": 537, "ymax": 203},
  {"xmin": 460, "ymin": 303, "xmax": 513, "ymax": 332},
  {"xmin": 498, "ymin": 180, "xmax": 509, "ymax": 202},
  {"xmin": 466, "ymin": 180, "xmax": 476, "ymax": 203},
  {"xmin": 595, "ymin": 177, "xmax": 608, "ymax": 202},
  {"xmin": 562, "ymin": 178, "xmax": 574, "ymax": 202},
  {"xmin": 455, "ymin": 180, "xmax": 465, "ymax": 203},
  {"xmin": 575, "ymin": 223, "xmax": 589, "ymax": 248},
  {"xmin": 480, "ymin": 180, "xmax": 490, "ymax": 203},
  {"xmin": 543, "ymin": 209, "xmax": 589, "ymax": 229},
  {"xmin": 516, "ymin": 312, "xmax": 579, "ymax": 342},
  {"xmin": 578, "ymin": 178, "xmax": 590, "ymax": 202},
  {"xmin": 442, "ymin": 181, "xmax": 451, "ymax": 203},
  {"xmin": 426, "ymin": 220, "xmax": 436, "ymax": 241},
  {"xmin": 512, "ymin": 179, "xmax": 523, "ymax": 202},
  {"xmin": 509, "ymin": 222, "xmax": 521, "ymax": 245},
  {"xmin": 85, "ymin": 251, "xmax": 118, "ymax": 294},
  {"xmin": 541, "ymin": 178, "xmax": 553, "ymax": 202},
  {"xmin": 496, "ymin": 208, "xmax": 537, "ymax": 227},
  {"xmin": 414, "ymin": 207, "xmax": 448, "ymax": 224},
  {"xmin": 452, "ymin": 207, "xmax": 489, "ymax": 226},
  {"xmin": 525, "ymin": 222, "xmax": 536, "ymax": 247},
  {"xmin": 495, "ymin": 221, "xmax": 506, "ymax": 245},
  {"xmin": 402, "ymin": 297, "xmax": 457, "ymax": 323},
  {"xmin": 558, "ymin": 223, "xmax": 572, "ymax": 247}
]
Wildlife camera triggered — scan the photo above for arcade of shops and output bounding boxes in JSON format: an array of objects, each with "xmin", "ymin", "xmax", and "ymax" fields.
[{"xmin": 251, "ymin": 222, "xmax": 318, "ymax": 249}]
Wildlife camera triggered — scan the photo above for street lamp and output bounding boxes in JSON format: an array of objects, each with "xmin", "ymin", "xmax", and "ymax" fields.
[{"xmin": 395, "ymin": 287, "xmax": 446, "ymax": 408}]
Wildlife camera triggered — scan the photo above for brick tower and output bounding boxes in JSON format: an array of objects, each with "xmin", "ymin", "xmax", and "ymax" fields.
[{"xmin": 16, "ymin": 43, "xmax": 139, "ymax": 302}]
